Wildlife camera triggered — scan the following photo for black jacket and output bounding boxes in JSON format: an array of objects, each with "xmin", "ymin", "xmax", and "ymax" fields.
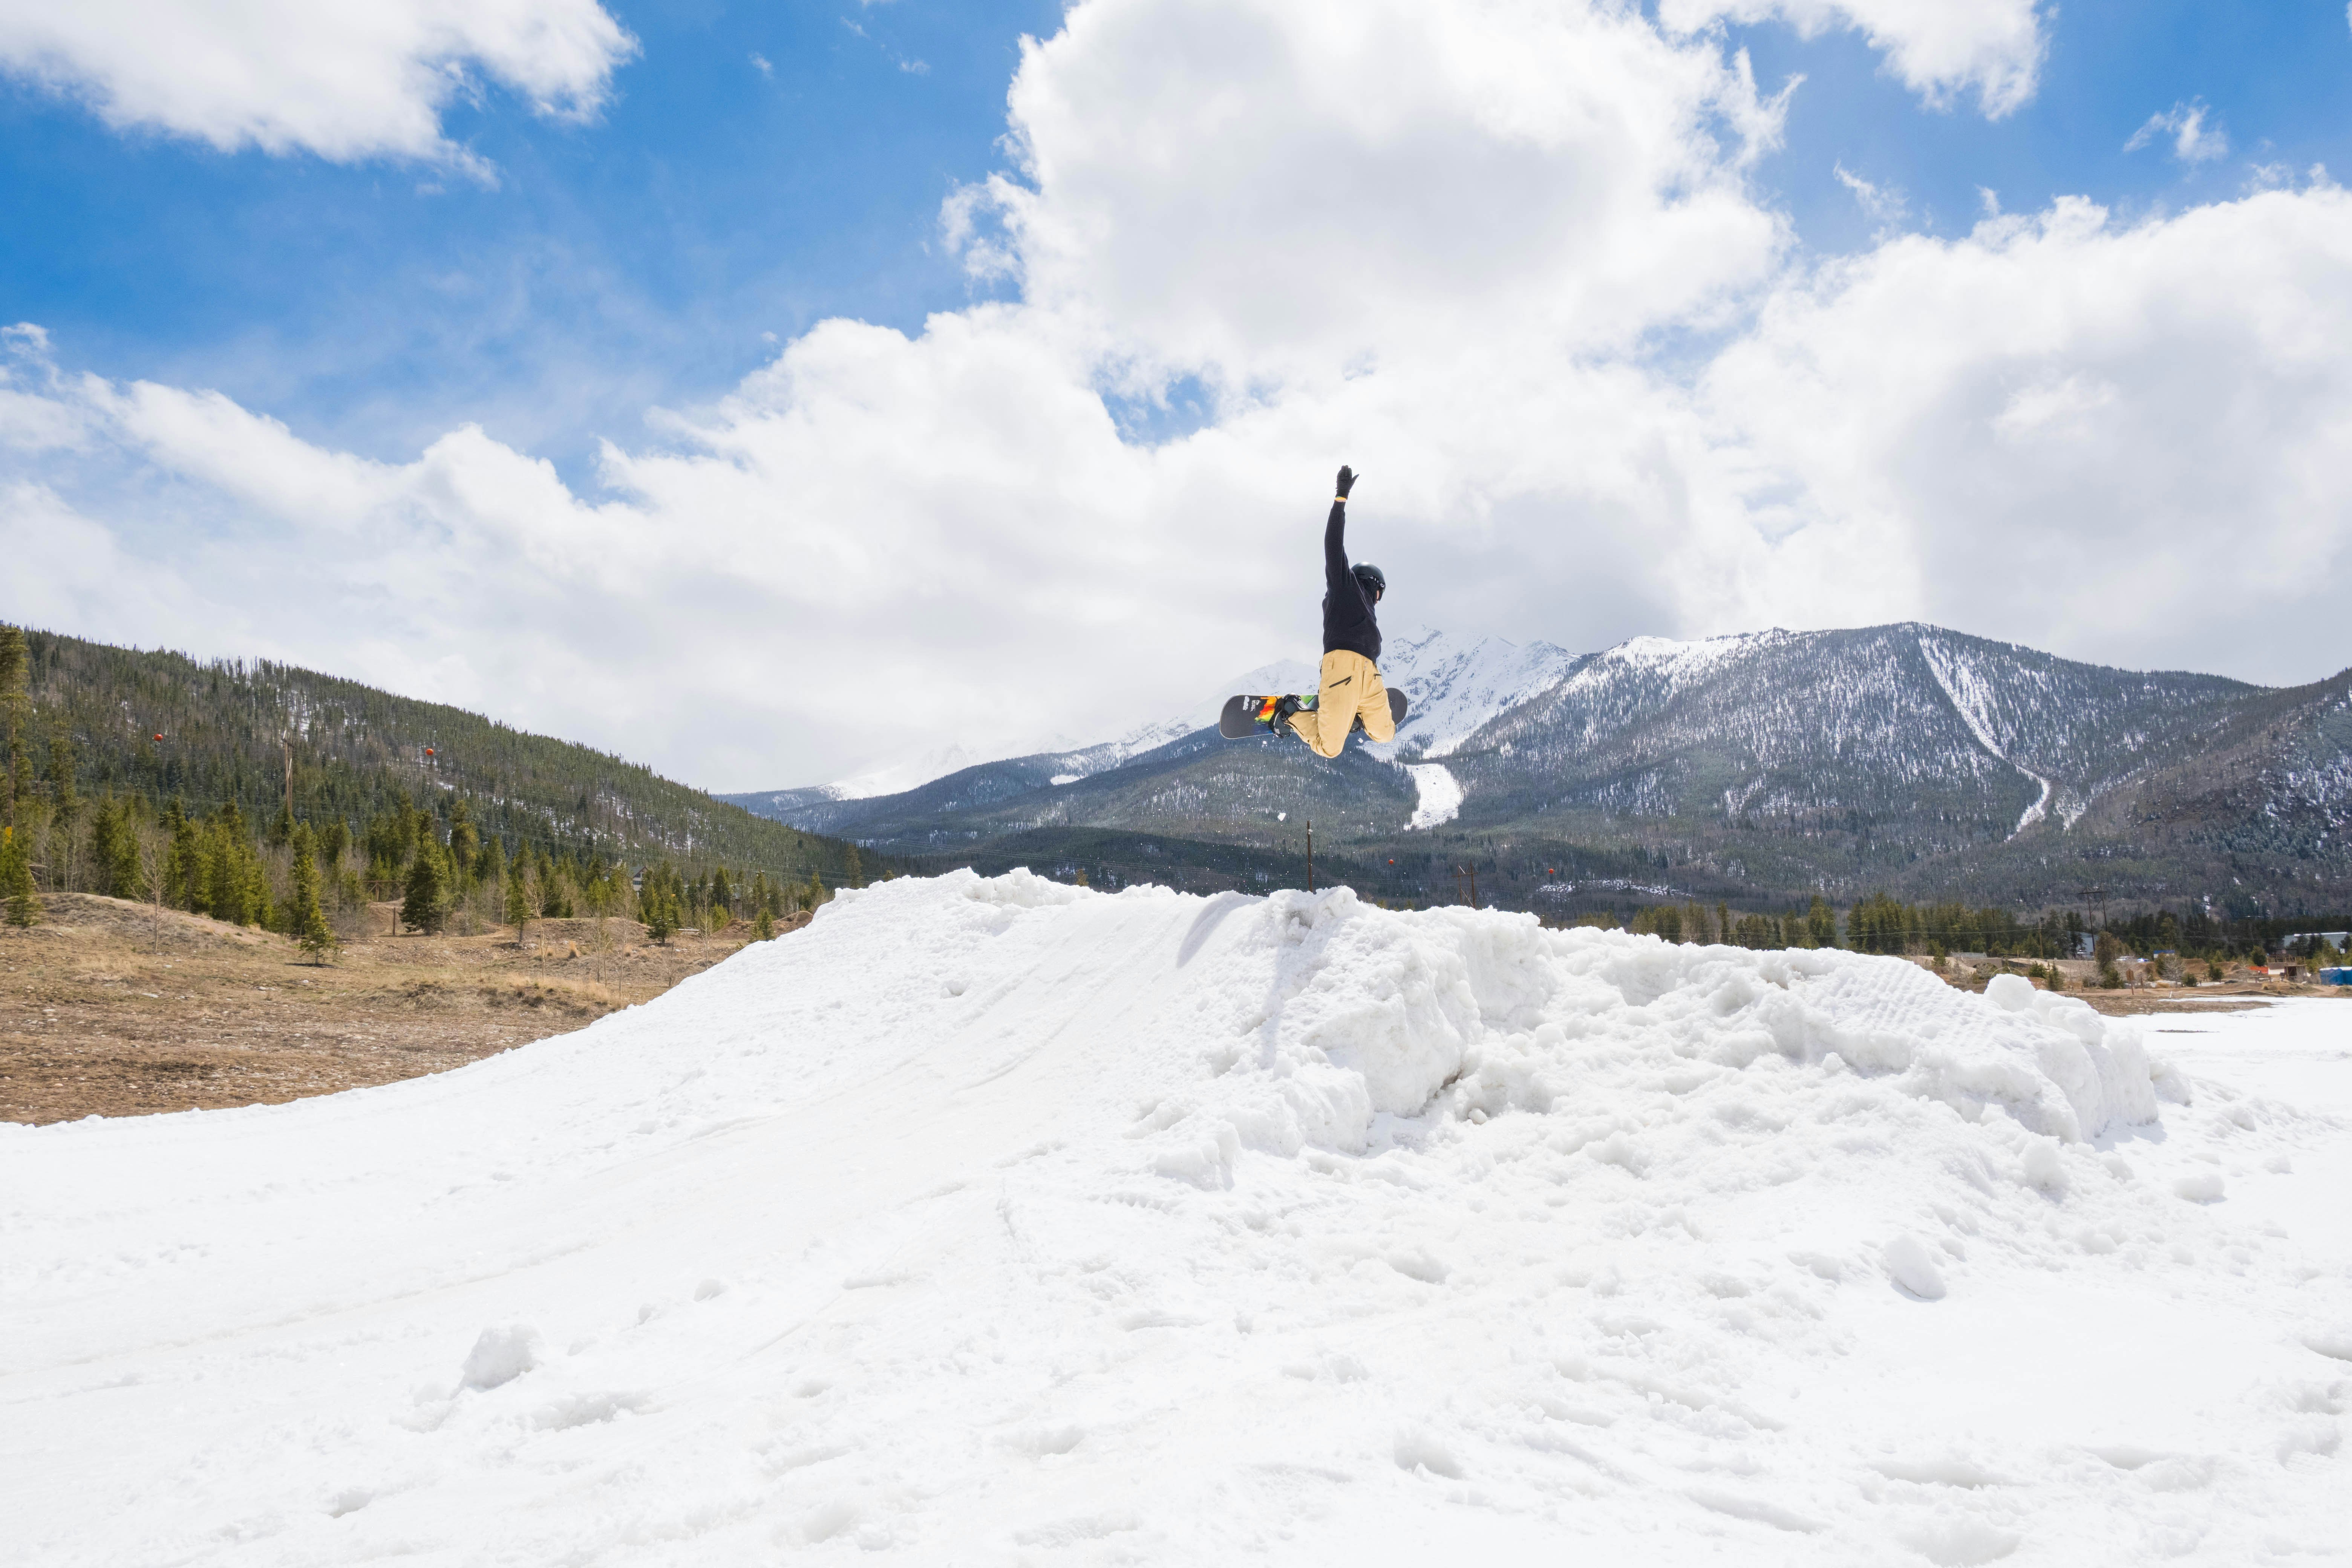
[{"xmin": 1321, "ymin": 500, "xmax": 1380, "ymax": 662}]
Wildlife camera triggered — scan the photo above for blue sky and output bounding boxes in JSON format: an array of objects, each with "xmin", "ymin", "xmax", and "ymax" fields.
[
  {"xmin": 1751, "ymin": 2, "xmax": 2351, "ymax": 243},
  {"xmin": 6, "ymin": 0, "xmax": 2352, "ymax": 787},
  {"xmin": 6, "ymin": 1, "xmax": 2342, "ymax": 484},
  {"xmin": 1, "ymin": 1, "xmax": 1060, "ymax": 478}
]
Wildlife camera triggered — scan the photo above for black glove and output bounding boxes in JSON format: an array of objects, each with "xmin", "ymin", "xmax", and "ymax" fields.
[{"xmin": 1335, "ymin": 465, "xmax": 1357, "ymax": 499}]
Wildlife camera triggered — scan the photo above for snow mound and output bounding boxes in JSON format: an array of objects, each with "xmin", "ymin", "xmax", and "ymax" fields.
[{"xmin": 6, "ymin": 872, "xmax": 2345, "ymax": 1565}]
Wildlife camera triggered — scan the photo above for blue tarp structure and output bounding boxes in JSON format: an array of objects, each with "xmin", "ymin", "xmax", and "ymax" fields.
[{"xmin": 2322, "ymin": 968, "xmax": 2352, "ymax": 987}]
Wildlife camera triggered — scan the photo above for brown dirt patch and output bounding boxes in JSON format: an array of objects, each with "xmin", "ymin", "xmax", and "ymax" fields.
[
  {"xmin": 1906, "ymin": 953, "xmax": 2347, "ymax": 1015},
  {"xmin": 0, "ymin": 894, "xmax": 794, "ymax": 1125}
]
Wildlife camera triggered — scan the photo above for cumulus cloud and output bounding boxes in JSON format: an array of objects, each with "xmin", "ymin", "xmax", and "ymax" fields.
[
  {"xmin": 956, "ymin": 0, "xmax": 1790, "ymax": 381},
  {"xmin": 1697, "ymin": 185, "xmax": 2352, "ymax": 674},
  {"xmin": 4, "ymin": 0, "xmax": 2349, "ymax": 793},
  {"xmin": 2124, "ymin": 99, "xmax": 2228, "ymax": 165},
  {"xmin": 0, "ymin": 0, "xmax": 636, "ymax": 166},
  {"xmin": 1660, "ymin": 0, "xmax": 2046, "ymax": 117}
]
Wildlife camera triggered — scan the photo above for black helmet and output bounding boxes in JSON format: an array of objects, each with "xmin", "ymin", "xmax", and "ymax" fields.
[{"xmin": 1352, "ymin": 563, "xmax": 1386, "ymax": 598}]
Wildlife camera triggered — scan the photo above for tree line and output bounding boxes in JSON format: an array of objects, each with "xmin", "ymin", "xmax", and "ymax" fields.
[
  {"xmin": 0, "ymin": 622, "xmax": 879, "ymax": 938},
  {"xmin": 1612, "ymin": 897, "xmax": 1842, "ymax": 950},
  {"xmin": 1606, "ymin": 888, "xmax": 2348, "ymax": 966},
  {"xmin": 0, "ymin": 624, "xmax": 880, "ymax": 889},
  {"xmin": 3, "ymin": 780, "xmax": 854, "ymax": 950},
  {"xmin": 1603, "ymin": 893, "xmax": 2100, "ymax": 961}
]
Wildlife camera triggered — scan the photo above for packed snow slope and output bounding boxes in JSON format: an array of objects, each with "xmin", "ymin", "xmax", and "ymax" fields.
[{"xmin": 5, "ymin": 873, "xmax": 2348, "ymax": 1565}]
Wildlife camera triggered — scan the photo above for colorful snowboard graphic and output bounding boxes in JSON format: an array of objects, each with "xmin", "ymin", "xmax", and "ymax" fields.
[{"xmin": 1218, "ymin": 688, "xmax": 1408, "ymax": 741}]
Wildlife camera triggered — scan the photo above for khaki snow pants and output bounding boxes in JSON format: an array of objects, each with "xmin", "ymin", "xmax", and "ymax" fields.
[{"xmin": 1287, "ymin": 649, "xmax": 1395, "ymax": 758}]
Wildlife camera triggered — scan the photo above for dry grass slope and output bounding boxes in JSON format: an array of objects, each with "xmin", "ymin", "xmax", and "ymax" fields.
[{"xmin": 0, "ymin": 893, "xmax": 790, "ymax": 1125}]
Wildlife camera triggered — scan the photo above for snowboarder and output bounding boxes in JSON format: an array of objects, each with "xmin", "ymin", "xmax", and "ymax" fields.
[{"xmin": 1272, "ymin": 465, "xmax": 1395, "ymax": 756}]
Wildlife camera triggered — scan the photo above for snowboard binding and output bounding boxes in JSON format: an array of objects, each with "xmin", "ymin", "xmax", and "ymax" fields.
[{"xmin": 1263, "ymin": 694, "xmax": 1313, "ymax": 735}]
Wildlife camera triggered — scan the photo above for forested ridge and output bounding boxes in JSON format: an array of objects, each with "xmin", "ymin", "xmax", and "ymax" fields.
[{"xmin": 0, "ymin": 626, "xmax": 885, "ymax": 932}]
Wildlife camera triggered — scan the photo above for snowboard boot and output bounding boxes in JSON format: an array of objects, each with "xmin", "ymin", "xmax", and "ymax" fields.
[{"xmin": 1269, "ymin": 694, "xmax": 1308, "ymax": 739}]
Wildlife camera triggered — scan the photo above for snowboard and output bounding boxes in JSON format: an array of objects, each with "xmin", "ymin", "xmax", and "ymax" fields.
[{"xmin": 1219, "ymin": 688, "xmax": 1408, "ymax": 740}]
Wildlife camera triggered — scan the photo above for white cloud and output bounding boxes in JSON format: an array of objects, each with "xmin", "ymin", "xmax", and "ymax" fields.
[
  {"xmin": 0, "ymin": 0, "xmax": 636, "ymax": 166},
  {"xmin": 1697, "ymin": 186, "xmax": 2352, "ymax": 676},
  {"xmin": 1660, "ymin": 0, "xmax": 2046, "ymax": 117},
  {"xmin": 2125, "ymin": 99, "xmax": 2228, "ymax": 165},
  {"xmin": 959, "ymin": 0, "xmax": 1789, "ymax": 383},
  {"xmin": 6, "ymin": 0, "xmax": 2351, "ymax": 794}
]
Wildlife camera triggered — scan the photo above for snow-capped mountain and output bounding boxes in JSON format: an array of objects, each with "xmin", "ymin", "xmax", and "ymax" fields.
[
  {"xmin": 724, "ymin": 621, "xmax": 2352, "ymax": 908},
  {"xmin": 1362, "ymin": 625, "xmax": 1579, "ymax": 761},
  {"xmin": 721, "ymin": 629, "xmax": 1559, "ymax": 820},
  {"xmin": 723, "ymin": 659, "xmax": 1322, "ymax": 821},
  {"xmin": 1465, "ymin": 623, "xmax": 2256, "ymax": 841}
]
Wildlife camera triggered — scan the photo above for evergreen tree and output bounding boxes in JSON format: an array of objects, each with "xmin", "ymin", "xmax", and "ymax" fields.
[
  {"xmin": 639, "ymin": 860, "xmax": 682, "ymax": 941},
  {"xmin": 541, "ymin": 864, "xmax": 574, "ymax": 919},
  {"xmin": 807, "ymin": 871, "xmax": 827, "ymax": 909},
  {"xmin": 165, "ymin": 810, "xmax": 202, "ymax": 911},
  {"xmin": 364, "ymin": 806, "xmax": 405, "ymax": 893},
  {"xmin": 446, "ymin": 800, "xmax": 479, "ymax": 897},
  {"xmin": 476, "ymin": 833, "xmax": 505, "ymax": 893},
  {"xmin": 46, "ymin": 724, "xmax": 77, "ymax": 891},
  {"xmin": 318, "ymin": 815, "xmax": 349, "ymax": 871},
  {"xmin": 1805, "ymin": 896, "xmax": 1836, "ymax": 949},
  {"xmin": 641, "ymin": 879, "xmax": 675, "ymax": 942},
  {"xmin": 0, "ymin": 624, "xmax": 28, "ymax": 823},
  {"xmin": 290, "ymin": 825, "xmax": 336, "ymax": 963},
  {"xmin": 1631, "ymin": 904, "xmax": 1684, "ymax": 942},
  {"xmin": 242, "ymin": 849, "xmax": 276, "ymax": 931},
  {"xmin": 401, "ymin": 836, "xmax": 451, "ymax": 934},
  {"xmin": 202, "ymin": 821, "xmax": 238, "ymax": 923},
  {"xmin": 845, "ymin": 845, "xmax": 864, "ymax": 889},
  {"xmin": 582, "ymin": 859, "xmax": 623, "ymax": 919},
  {"xmin": 88, "ymin": 795, "xmax": 123, "ymax": 898},
  {"xmin": 504, "ymin": 857, "xmax": 533, "ymax": 937},
  {"xmin": 1, "ymin": 824, "xmax": 38, "ymax": 926},
  {"xmin": 106, "ymin": 797, "xmax": 143, "ymax": 897}
]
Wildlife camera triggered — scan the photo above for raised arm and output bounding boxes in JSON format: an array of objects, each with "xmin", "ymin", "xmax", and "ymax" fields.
[{"xmin": 1325, "ymin": 464, "xmax": 1357, "ymax": 592}]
